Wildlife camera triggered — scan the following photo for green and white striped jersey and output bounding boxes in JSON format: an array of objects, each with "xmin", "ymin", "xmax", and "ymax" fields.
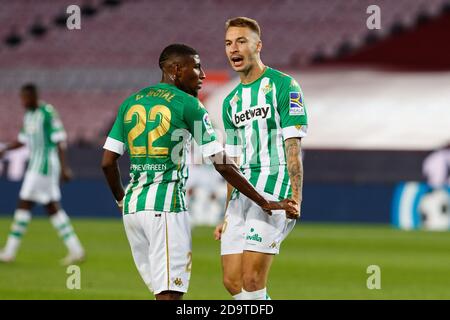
[
  {"xmin": 18, "ymin": 102, "xmax": 67, "ymax": 176},
  {"xmin": 223, "ymin": 67, "xmax": 308, "ymax": 200},
  {"xmin": 104, "ymin": 83, "xmax": 223, "ymax": 215}
]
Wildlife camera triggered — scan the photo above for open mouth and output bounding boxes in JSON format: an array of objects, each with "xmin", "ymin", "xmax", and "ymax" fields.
[{"xmin": 230, "ymin": 55, "xmax": 244, "ymax": 68}]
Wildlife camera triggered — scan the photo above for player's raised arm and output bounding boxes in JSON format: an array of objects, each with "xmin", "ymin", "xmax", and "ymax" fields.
[
  {"xmin": 183, "ymin": 96, "xmax": 296, "ymax": 215},
  {"xmin": 209, "ymin": 151, "xmax": 297, "ymax": 215},
  {"xmin": 0, "ymin": 120, "xmax": 28, "ymax": 158}
]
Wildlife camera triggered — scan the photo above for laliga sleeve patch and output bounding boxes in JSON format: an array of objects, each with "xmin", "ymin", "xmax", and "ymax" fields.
[
  {"xmin": 289, "ymin": 92, "xmax": 305, "ymax": 116},
  {"xmin": 203, "ymin": 113, "xmax": 215, "ymax": 135}
]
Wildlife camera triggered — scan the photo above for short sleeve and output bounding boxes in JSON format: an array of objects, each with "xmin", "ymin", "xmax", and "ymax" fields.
[
  {"xmin": 103, "ymin": 100, "xmax": 127, "ymax": 155},
  {"xmin": 222, "ymin": 98, "xmax": 242, "ymax": 157},
  {"xmin": 277, "ymin": 77, "xmax": 308, "ymax": 140},
  {"xmin": 44, "ymin": 104, "xmax": 67, "ymax": 143},
  {"xmin": 184, "ymin": 97, "xmax": 223, "ymax": 157}
]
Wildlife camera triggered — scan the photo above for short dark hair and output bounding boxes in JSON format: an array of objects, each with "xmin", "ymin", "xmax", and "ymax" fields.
[
  {"xmin": 21, "ymin": 83, "xmax": 38, "ymax": 94},
  {"xmin": 158, "ymin": 44, "xmax": 198, "ymax": 69},
  {"xmin": 225, "ymin": 17, "xmax": 261, "ymax": 38}
]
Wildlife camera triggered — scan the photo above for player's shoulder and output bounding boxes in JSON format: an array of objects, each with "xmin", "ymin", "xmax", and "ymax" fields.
[
  {"xmin": 179, "ymin": 88, "xmax": 199, "ymax": 106},
  {"xmin": 123, "ymin": 86, "xmax": 149, "ymax": 104},
  {"xmin": 266, "ymin": 67, "xmax": 297, "ymax": 87},
  {"xmin": 39, "ymin": 102, "xmax": 58, "ymax": 116},
  {"xmin": 147, "ymin": 83, "xmax": 197, "ymax": 106},
  {"xmin": 119, "ymin": 86, "xmax": 157, "ymax": 109},
  {"xmin": 123, "ymin": 84, "xmax": 202, "ymax": 117},
  {"xmin": 222, "ymin": 82, "xmax": 242, "ymax": 108},
  {"xmin": 40, "ymin": 101, "xmax": 54, "ymax": 110},
  {"xmin": 168, "ymin": 87, "xmax": 203, "ymax": 115},
  {"xmin": 186, "ymin": 96, "xmax": 206, "ymax": 116}
]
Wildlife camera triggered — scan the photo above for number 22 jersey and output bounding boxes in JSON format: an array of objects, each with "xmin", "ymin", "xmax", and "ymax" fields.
[{"xmin": 104, "ymin": 83, "xmax": 222, "ymax": 214}]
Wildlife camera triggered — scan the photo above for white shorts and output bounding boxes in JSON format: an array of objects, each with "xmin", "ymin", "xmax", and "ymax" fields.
[
  {"xmin": 19, "ymin": 171, "xmax": 61, "ymax": 204},
  {"xmin": 123, "ymin": 211, "xmax": 192, "ymax": 295},
  {"xmin": 221, "ymin": 192, "xmax": 296, "ymax": 255}
]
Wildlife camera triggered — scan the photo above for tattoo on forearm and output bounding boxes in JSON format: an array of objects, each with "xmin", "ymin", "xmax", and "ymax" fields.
[{"xmin": 285, "ymin": 138, "xmax": 303, "ymax": 202}]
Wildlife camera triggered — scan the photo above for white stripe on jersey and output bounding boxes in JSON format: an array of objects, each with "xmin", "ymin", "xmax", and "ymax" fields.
[
  {"xmin": 271, "ymin": 82, "xmax": 289, "ymax": 198},
  {"xmin": 144, "ymin": 171, "xmax": 164, "ymax": 209},
  {"xmin": 29, "ymin": 111, "xmax": 44, "ymax": 173},
  {"xmin": 241, "ymin": 87, "xmax": 253, "ymax": 180},
  {"xmin": 127, "ymin": 172, "xmax": 147, "ymax": 213},
  {"xmin": 229, "ymin": 91, "xmax": 239, "ymax": 155},
  {"xmin": 37, "ymin": 111, "xmax": 45, "ymax": 173},
  {"xmin": 123, "ymin": 179, "xmax": 133, "ymax": 211},
  {"xmin": 255, "ymin": 77, "xmax": 271, "ymax": 192},
  {"xmin": 49, "ymin": 148, "xmax": 60, "ymax": 177},
  {"xmin": 26, "ymin": 113, "xmax": 36, "ymax": 172},
  {"xmin": 163, "ymin": 171, "xmax": 178, "ymax": 211}
]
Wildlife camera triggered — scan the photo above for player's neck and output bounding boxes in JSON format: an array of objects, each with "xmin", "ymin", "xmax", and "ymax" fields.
[
  {"xmin": 239, "ymin": 61, "xmax": 267, "ymax": 85},
  {"xmin": 160, "ymin": 75, "xmax": 175, "ymax": 87}
]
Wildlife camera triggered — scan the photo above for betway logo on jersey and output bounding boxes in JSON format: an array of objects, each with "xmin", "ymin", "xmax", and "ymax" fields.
[{"xmin": 233, "ymin": 104, "xmax": 271, "ymax": 126}]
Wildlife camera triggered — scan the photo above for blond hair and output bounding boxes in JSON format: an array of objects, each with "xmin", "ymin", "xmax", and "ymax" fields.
[{"xmin": 225, "ymin": 17, "xmax": 261, "ymax": 38}]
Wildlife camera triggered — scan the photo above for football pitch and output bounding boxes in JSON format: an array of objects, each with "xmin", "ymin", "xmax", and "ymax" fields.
[{"xmin": 0, "ymin": 217, "xmax": 449, "ymax": 300}]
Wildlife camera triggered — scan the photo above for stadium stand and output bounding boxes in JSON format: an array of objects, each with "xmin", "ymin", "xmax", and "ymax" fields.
[
  {"xmin": 2, "ymin": 0, "xmax": 448, "ymax": 67},
  {"xmin": 0, "ymin": 0, "xmax": 449, "ymax": 144}
]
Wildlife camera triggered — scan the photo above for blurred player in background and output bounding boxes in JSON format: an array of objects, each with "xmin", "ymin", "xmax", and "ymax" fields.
[
  {"xmin": 214, "ymin": 17, "xmax": 308, "ymax": 300},
  {"xmin": 101, "ymin": 44, "xmax": 296, "ymax": 300},
  {"xmin": 0, "ymin": 84, "xmax": 85, "ymax": 265}
]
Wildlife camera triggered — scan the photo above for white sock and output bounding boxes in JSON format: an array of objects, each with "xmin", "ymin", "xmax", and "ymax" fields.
[
  {"xmin": 233, "ymin": 292, "xmax": 243, "ymax": 300},
  {"xmin": 50, "ymin": 210, "xmax": 84, "ymax": 256},
  {"xmin": 241, "ymin": 288, "xmax": 267, "ymax": 300},
  {"xmin": 3, "ymin": 209, "xmax": 32, "ymax": 257}
]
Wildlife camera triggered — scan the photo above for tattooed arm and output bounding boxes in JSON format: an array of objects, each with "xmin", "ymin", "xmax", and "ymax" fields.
[{"xmin": 284, "ymin": 137, "xmax": 304, "ymax": 219}]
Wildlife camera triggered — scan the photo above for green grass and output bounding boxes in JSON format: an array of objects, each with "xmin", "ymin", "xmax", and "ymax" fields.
[{"xmin": 0, "ymin": 217, "xmax": 449, "ymax": 299}]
